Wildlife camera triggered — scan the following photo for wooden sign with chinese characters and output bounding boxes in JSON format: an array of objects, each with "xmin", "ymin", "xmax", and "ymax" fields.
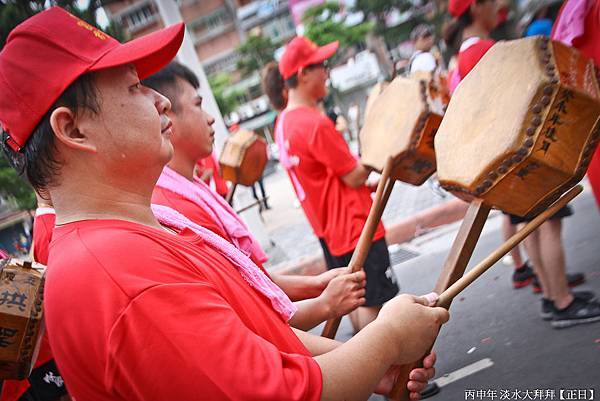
[
  {"xmin": 436, "ymin": 36, "xmax": 600, "ymax": 217},
  {"xmin": 0, "ymin": 258, "xmax": 46, "ymax": 380},
  {"xmin": 359, "ymin": 76, "xmax": 445, "ymax": 186}
]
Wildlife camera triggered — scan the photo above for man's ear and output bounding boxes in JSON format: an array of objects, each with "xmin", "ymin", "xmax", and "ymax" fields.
[
  {"xmin": 49, "ymin": 106, "xmax": 96, "ymax": 152},
  {"xmin": 297, "ymin": 67, "xmax": 309, "ymax": 84},
  {"xmin": 470, "ymin": 2, "xmax": 479, "ymax": 17}
]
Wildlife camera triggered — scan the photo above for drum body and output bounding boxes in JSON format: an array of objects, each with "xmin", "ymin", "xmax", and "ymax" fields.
[
  {"xmin": 436, "ymin": 37, "xmax": 600, "ymax": 217},
  {"xmin": 360, "ymin": 76, "xmax": 445, "ymax": 185},
  {"xmin": 364, "ymin": 81, "xmax": 388, "ymax": 121},
  {"xmin": 219, "ymin": 130, "xmax": 268, "ymax": 186},
  {"xmin": 0, "ymin": 258, "xmax": 45, "ymax": 380}
]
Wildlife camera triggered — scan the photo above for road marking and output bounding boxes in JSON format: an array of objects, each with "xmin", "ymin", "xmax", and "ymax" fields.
[{"xmin": 434, "ymin": 358, "xmax": 494, "ymax": 388}]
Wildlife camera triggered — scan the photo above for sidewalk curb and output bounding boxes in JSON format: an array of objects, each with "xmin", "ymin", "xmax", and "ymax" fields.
[{"xmin": 272, "ymin": 198, "xmax": 469, "ymax": 276}]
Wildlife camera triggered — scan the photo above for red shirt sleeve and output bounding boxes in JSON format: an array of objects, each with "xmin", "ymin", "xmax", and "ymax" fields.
[
  {"xmin": 106, "ymin": 284, "xmax": 322, "ymax": 401},
  {"xmin": 308, "ymin": 117, "xmax": 357, "ymax": 177},
  {"xmin": 458, "ymin": 39, "xmax": 495, "ymax": 80},
  {"xmin": 197, "ymin": 155, "xmax": 229, "ymax": 196},
  {"xmin": 572, "ymin": 1, "xmax": 600, "ymax": 67},
  {"xmin": 33, "ymin": 212, "xmax": 55, "ymax": 264}
]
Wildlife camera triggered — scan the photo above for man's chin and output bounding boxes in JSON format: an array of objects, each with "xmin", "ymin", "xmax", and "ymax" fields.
[{"xmin": 160, "ymin": 142, "xmax": 175, "ymax": 164}]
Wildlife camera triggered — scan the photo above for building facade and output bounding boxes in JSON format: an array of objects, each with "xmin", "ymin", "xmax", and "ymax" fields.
[{"xmin": 105, "ymin": 0, "xmax": 296, "ymax": 140}]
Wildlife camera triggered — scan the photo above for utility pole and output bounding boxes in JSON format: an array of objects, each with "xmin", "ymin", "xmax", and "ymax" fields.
[
  {"xmin": 154, "ymin": 0, "xmax": 229, "ymax": 154},
  {"xmin": 153, "ymin": 0, "xmax": 273, "ymax": 252}
]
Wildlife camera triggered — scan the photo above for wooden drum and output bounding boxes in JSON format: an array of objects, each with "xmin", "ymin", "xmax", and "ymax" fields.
[
  {"xmin": 364, "ymin": 81, "xmax": 388, "ymax": 120},
  {"xmin": 360, "ymin": 76, "xmax": 446, "ymax": 185},
  {"xmin": 0, "ymin": 258, "xmax": 46, "ymax": 380},
  {"xmin": 436, "ymin": 36, "xmax": 600, "ymax": 217},
  {"xmin": 219, "ymin": 129, "xmax": 268, "ymax": 186}
]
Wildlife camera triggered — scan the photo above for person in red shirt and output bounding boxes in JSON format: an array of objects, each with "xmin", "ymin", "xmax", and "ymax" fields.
[
  {"xmin": 195, "ymin": 152, "xmax": 229, "ymax": 197},
  {"xmin": 551, "ymin": 0, "xmax": 600, "ymax": 210},
  {"xmin": 444, "ymin": 0, "xmax": 599, "ymax": 328},
  {"xmin": 145, "ymin": 61, "xmax": 367, "ymax": 331},
  {"xmin": 1, "ymin": 194, "xmax": 69, "ymax": 401},
  {"xmin": 271, "ymin": 36, "xmax": 399, "ymax": 334},
  {"xmin": 443, "ymin": 0, "xmax": 497, "ymax": 81},
  {"xmin": 0, "ymin": 7, "xmax": 447, "ymax": 401}
]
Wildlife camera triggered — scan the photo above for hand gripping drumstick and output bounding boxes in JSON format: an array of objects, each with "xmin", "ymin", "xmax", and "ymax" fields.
[
  {"xmin": 388, "ymin": 184, "xmax": 583, "ymax": 400},
  {"xmin": 321, "ymin": 156, "xmax": 397, "ymax": 339}
]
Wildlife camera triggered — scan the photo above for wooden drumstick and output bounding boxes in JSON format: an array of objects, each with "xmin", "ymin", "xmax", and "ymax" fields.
[
  {"xmin": 436, "ymin": 184, "xmax": 583, "ymax": 308},
  {"xmin": 321, "ymin": 156, "xmax": 396, "ymax": 339},
  {"xmin": 388, "ymin": 184, "xmax": 583, "ymax": 400}
]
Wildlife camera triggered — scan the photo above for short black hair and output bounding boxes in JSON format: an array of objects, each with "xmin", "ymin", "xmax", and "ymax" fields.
[
  {"xmin": 142, "ymin": 61, "xmax": 199, "ymax": 113},
  {"xmin": 1, "ymin": 73, "xmax": 99, "ymax": 193}
]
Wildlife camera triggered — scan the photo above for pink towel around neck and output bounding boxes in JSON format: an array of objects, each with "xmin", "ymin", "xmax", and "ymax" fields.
[
  {"xmin": 151, "ymin": 204, "xmax": 297, "ymax": 322},
  {"xmin": 156, "ymin": 166, "xmax": 268, "ymax": 263},
  {"xmin": 552, "ymin": 0, "xmax": 593, "ymax": 46},
  {"xmin": 275, "ymin": 112, "xmax": 306, "ymax": 201}
]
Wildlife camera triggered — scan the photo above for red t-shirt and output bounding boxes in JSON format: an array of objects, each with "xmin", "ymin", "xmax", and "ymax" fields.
[
  {"xmin": 196, "ymin": 153, "xmax": 229, "ymax": 197},
  {"xmin": 553, "ymin": 0, "xmax": 600, "ymax": 66},
  {"xmin": 1, "ymin": 211, "xmax": 57, "ymax": 401},
  {"xmin": 278, "ymin": 106, "xmax": 385, "ymax": 256},
  {"xmin": 151, "ymin": 186, "xmax": 270, "ymax": 271},
  {"xmin": 552, "ymin": 0, "xmax": 600, "ymax": 208},
  {"xmin": 32, "ymin": 210, "xmax": 55, "ymax": 264},
  {"xmin": 44, "ymin": 219, "xmax": 321, "ymax": 401},
  {"xmin": 457, "ymin": 38, "xmax": 496, "ymax": 80}
]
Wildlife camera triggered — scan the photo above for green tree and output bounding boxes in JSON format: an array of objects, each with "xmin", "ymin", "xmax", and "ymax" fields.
[
  {"xmin": 1, "ymin": 0, "xmax": 124, "ymax": 48},
  {"xmin": 0, "ymin": 155, "xmax": 36, "ymax": 210},
  {"xmin": 354, "ymin": 0, "xmax": 412, "ymax": 28},
  {"xmin": 302, "ymin": 2, "xmax": 373, "ymax": 53},
  {"xmin": 208, "ymin": 73, "xmax": 243, "ymax": 116},
  {"xmin": 236, "ymin": 34, "xmax": 276, "ymax": 77},
  {"xmin": 0, "ymin": 0, "xmax": 124, "ymax": 211}
]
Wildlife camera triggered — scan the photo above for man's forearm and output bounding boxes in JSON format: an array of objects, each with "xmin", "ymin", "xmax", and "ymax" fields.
[
  {"xmin": 292, "ymin": 327, "xmax": 342, "ymax": 356},
  {"xmin": 341, "ymin": 164, "xmax": 372, "ymax": 188},
  {"xmin": 289, "ymin": 298, "xmax": 331, "ymax": 331},
  {"xmin": 314, "ymin": 321, "xmax": 399, "ymax": 401},
  {"xmin": 271, "ymin": 273, "xmax": 321, "ymax": 301}
]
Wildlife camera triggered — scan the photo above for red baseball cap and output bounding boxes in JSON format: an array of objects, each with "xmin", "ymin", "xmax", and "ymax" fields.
[
  {"xmin": 0, "ymin": 7, "xmax": 184, "ymax": 152},
  {"xmin": 448, "ymin": 0, "xmax": 475, "ymax": 17},
  {"xmin": 279, "ymin": 36, "xmax": 339, "ymax": 80}
]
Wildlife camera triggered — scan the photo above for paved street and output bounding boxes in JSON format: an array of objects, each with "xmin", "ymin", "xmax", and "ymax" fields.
[
  {"xmin": 308, "ymin": 186, "xmax": 600, "ymax": 400},
  {"xmin": 258, "ymin": 164, "xmax": 449, "ymax": 268}
]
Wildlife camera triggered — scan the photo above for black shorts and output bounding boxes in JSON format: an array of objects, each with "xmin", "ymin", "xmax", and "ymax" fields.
[
  {"xmin": 319, "ymin": 238, "xmax": 399, "ymax": 307},
  {"xmin": 506, "ymin": 205, "xmax": 573, "ymax": 225}
]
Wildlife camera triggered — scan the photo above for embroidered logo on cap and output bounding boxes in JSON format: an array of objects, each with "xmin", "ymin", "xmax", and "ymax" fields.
[{"xmin": 68, "ymin": 13, "xmax": 107, "ymax": 40}]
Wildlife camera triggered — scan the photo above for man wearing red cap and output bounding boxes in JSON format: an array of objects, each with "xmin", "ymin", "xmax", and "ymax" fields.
[
  {"xmin": 275, "ymin": 36, "xmax": 399, "ymax": 333},
  {"xmin": 0, "ymin": 7, "xmax": 447, "ymax": 401}
]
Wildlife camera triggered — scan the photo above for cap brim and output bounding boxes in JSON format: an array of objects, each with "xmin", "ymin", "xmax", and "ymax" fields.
[
  {"xmin": 90, "ymin": 23, "xmax": 185, "ymax": 79},
  {"xmin": 307, "ymin": 41, "xmax": 339, "ymax": 65}
]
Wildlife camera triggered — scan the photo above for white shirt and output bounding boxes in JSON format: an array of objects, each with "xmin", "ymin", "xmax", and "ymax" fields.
[{"xmin": 409, "ymin": 51, "xmax": 437, "ymax": 74}]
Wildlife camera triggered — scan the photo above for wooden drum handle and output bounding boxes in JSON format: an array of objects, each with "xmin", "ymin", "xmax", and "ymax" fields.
[
  {"xmin": 321, "ymin": 157, "xmax": 396, "ymax": 339},
  {"xmin": 436, "ymin": 184, "xmax": 582, "ymax": 308},
  {"xmin": 388, "ymin": 184, "xmax": 583, "ymax": 400}
]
